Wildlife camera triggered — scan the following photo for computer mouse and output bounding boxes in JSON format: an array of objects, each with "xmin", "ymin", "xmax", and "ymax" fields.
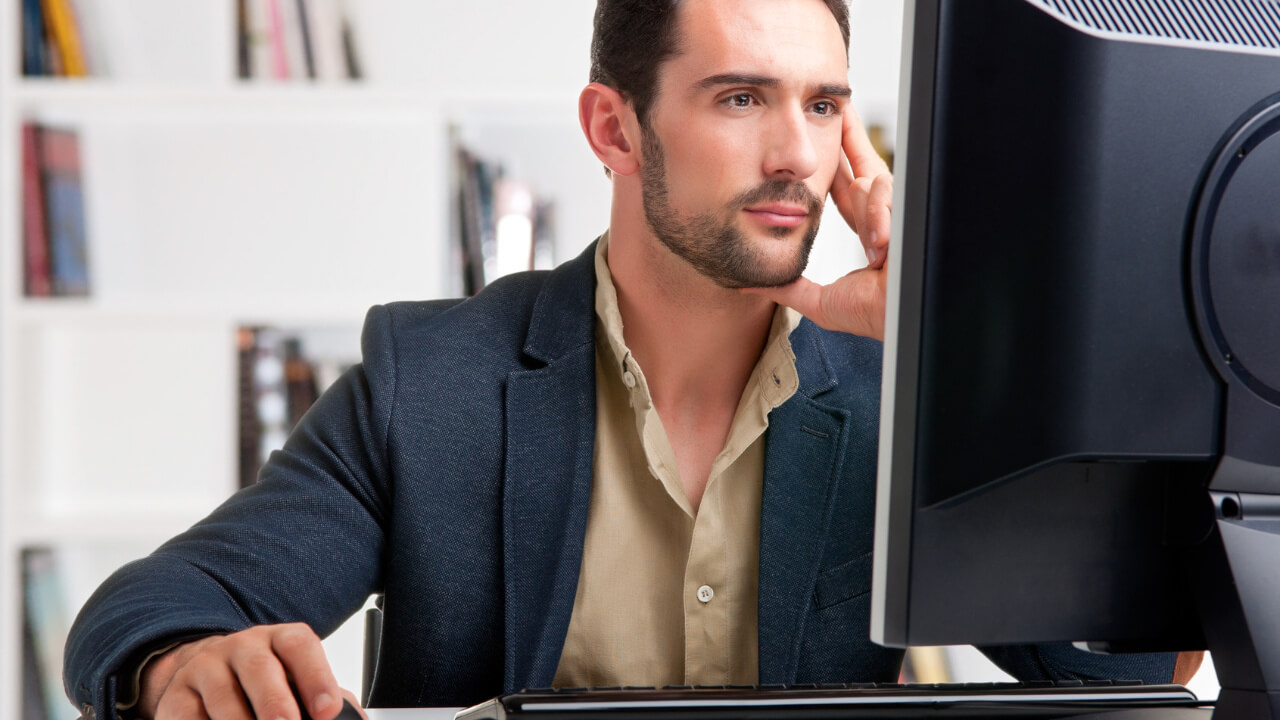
[{"xmin": 297, "ymin": 698, "xmax": 364, "ymax": 720}]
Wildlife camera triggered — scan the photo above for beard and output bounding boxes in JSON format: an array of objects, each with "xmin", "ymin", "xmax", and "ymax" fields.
[{"xmin": 639, "ymin": 124, "xmax": 823, "ymax": 289}]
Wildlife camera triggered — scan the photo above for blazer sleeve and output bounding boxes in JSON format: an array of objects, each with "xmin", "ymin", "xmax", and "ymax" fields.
[
  {"xmin": 63, "ymin": 305, "xmax": 403, "ymax": 720},
  {"xmin": 978, "ymin": 643, "xmax": 1178, "ymax": 685}
]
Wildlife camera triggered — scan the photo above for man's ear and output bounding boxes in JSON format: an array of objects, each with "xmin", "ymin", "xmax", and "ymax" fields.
[{"xmin": 579, "ymin": 82, "xmax": 641, "ymax": 177}]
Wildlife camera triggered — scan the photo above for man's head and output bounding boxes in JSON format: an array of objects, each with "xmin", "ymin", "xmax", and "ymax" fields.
[
  {"xmin": 584, "ymin": 0, "xmax": 853, "ymax": 288},
  {"xmin": 590, "ymin": 0, "xmax": 850, "ymax": 129}
]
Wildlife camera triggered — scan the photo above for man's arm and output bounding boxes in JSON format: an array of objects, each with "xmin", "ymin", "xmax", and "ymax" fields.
[
  {"xmin": 64, "ymin": 306, "xmax": 402, "ymax": 720},
  {"xmin": 979, "ymin": 643, "xmax": 1200, "ymax": 686}
]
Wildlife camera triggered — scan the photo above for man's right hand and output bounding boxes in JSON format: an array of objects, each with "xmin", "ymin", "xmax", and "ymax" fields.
[{"xmin": 139, "ymin": 623, "xmax": 365, "ymax": 720}]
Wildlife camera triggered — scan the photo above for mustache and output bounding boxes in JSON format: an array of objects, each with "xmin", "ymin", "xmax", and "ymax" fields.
[{"xmin": 730, "ymin": 179, "xmax": 824, "ymax": 214}]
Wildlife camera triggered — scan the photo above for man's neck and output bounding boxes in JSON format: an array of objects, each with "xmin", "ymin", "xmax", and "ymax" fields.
[{"xmin": 605, "ymin": 222, "xmax": 776, "ymax": 428}]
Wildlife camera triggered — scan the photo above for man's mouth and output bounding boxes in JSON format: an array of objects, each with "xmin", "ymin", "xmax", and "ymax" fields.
[{"xmin": 744, "ymin": 204, "xmax": 810, "ymax": 228}]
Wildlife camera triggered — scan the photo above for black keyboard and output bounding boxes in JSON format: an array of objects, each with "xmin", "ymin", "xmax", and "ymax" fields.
[{"xmin": 454, "ymin": 681, "xmax": 1204, "ymax": 719}]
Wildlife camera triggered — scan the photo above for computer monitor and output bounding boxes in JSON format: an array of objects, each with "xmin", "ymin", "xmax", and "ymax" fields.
[{"xmin": 870, "ymin": 1, "xmax": 1280, "ymax": 719}]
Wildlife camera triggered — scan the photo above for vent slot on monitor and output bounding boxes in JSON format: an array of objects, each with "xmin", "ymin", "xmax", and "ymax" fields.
[{"xmin": 1036, "ymin": 0, "xmax": 1280, "ymax": 50}]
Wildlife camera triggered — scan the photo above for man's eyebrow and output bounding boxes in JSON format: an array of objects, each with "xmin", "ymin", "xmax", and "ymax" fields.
[
  {"xmin": 696, "ymin": 73, "xmax": 781, "ymax": 90},
  {"xmin": 695, "ymin": 73, "xmax": 853, "ymax": 98}
]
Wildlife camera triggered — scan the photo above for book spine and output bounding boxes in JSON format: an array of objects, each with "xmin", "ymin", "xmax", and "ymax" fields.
[
  {"xmin": 22, "ymin": 547, "xmax": 69, "ymax": 719},
  {"xmin": 338, "ymin": 0, "xmax": 362, "ymax": 80},
  {"xmin": 41, "ymin": 0, "xmax": 88, "ymax": 76},
  {"xmin": 267, "ymin": 0, "xmax": 290, "ymax": 79},
  {"xmin": 41, "ymin": 0, "xmax": 63, "ymax": 76},
  {"xmin": 38, "ymin": 128, "xmax": 91, "ymax": 296},
  {"xmin": 284, "ymin": 337, "xmax": 319, "ymax": 428},
  {"xmin": 295, "ymin": 0, "xmax": 317, "ymax": 79},
  {"xmin": 21, "ymin": 0, "xmax": 48, "ymax": 76},
  {"xmin": 21, "ymin": 605, "xmax": 48, "ymax": 720},
  {"xmin": 306, "ymin": 0, "xmax": 344, "ymax": 82},
  {"xmin": 238, "ymin": 327, "xmax": 262, "ymax": 488},
  {"xmin": 532, "ymin": 200, "xmax": 556, "ymax": 271},
  {"xmin": 236, "ymin": 0, "xmax": 251, "ymax": 79},
  {"xmin": 252, "ymin": 327, "xmax": 289, "ymax": 470},
  {"xmin": 21, "ymin": 124, "xmax": 53, "ymax": 297},
  {"xmin": 247, "ymin": 0, "xmax": 273, "ymax": 80},
  {"xmin": 278, "ymin": 0, "xmax": 308, "ymax": 81}
]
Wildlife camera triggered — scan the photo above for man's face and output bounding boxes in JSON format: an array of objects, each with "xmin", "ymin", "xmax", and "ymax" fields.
[{"xmin": 639, "ymin": 0, "xmax": 850, "ymax": 289}]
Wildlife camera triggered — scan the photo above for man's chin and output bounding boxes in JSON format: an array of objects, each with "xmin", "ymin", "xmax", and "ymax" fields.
[{"xmin": 713, "ymin": 255, "xmax": 808, "ymax": 290}]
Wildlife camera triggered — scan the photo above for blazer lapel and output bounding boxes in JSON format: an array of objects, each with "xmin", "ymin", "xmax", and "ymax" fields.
[
  {"xmin": 503, "ymin": 242, "xmax": 598, "ymax": 692},
  {"xmin": 758, "ymin": 321, "xmax": 852, "ymax": 684}
]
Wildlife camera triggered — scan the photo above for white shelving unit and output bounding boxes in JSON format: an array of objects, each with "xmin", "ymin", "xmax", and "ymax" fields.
[
  {"xmin": 0, "ymin": 1, "xmax": 920, "ymax": 717},
  {"xmin": 0, "ymin": 2, "xmax": 607, "ymax": 717}
]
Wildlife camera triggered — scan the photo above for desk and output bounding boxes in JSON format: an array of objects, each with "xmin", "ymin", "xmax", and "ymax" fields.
[
  {"xmin": 368, "ymin": 709, "xmax": 459, "ymax": 720},
  {"xmin": 363, "ymin": 707, "xmax": 1212, "ymax": 719}
]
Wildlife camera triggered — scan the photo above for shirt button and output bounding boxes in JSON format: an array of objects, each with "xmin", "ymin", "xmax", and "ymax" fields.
[
  {"xmin": 697, "ymin": 585, "xmax": 715, "ymax": 603},
  {"xmin": 622, "ymin": 370, "xmax": 637, "ymax": 388}
]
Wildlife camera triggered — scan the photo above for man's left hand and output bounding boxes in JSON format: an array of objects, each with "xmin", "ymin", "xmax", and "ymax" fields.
[{"xmin": 745, "ymin": 104, "xmax": 894, "ymax": 341}]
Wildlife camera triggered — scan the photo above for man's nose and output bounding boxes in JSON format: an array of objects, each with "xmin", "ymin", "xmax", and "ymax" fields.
[{"xmin": 762, "ymin": 105, "xmax": 820, "ymax": 180}]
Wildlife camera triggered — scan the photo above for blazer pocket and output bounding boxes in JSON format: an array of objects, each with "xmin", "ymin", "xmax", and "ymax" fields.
[{"xmin": 813, "ymin": 551, "xmax": 874, "ymax": 610}]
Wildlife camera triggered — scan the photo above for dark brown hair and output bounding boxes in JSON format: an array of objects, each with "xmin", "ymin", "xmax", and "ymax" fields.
[{"xmin": 590, "ymin": 0, "xmax": 851, "ymax": 127}]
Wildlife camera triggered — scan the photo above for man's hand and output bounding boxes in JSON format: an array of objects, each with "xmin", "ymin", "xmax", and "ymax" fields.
[
  {"xmin": 139, "ymin": 623, "xmax": 367, "ymax": 720},
  {"xmin": 746, "ymin": 104, "xmax": 894, "ymax": 341}
]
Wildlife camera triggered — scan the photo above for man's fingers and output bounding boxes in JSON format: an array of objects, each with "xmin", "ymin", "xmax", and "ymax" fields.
[
  {"xmin": 863, "ymin": 173, "xmax": 894, "ymax": 267},
  {"xmin": 743, "ymin": 277, "xmax": 827, "ymax": 326},
  {"xmin": 842, "ymin": 104, "xmax": 890, "ymax": 179},
  {"xmin": 744, "ymin": 266, "xmax": 886, "ymax": 341},
  {"xmin": 155, "ymin": 690, "xmax": 212, "ymax": 720},
  {"xmin": 230, "ymin": 641, "xmax": 304, "ymax": 720},
  {"xmin": 185, "ymin": 657, "xmax": 255, "ymax": 720},
  {"xmin": 271, "ymin": 623, "xmax": 344, "ymax": 720}
]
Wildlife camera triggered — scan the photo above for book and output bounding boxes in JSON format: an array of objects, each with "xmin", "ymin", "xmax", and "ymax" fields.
[
  {"xmin": 40, "ymin": 0, "xmax": 87, "ymax": 76},
  {"xmin": 21, "ymin": 124, "xmax": 53, "ymax": 297},
  {"xmin": 294, "ymin": 0, "xmax": 318, "ymax": 79},
  {"xmin": 251, "ymin": 326, "xmax": 290, "ymax": 478},
  {"xmin": 246, "ymin": 0, "xmax": 275, "ymax": 81},
  {"xmin": 338, "ymin": 0, "xmax": 363, "ymax": 80},
  {"xmin": 22, "ymin": 547, "xmax": 70, "ymax": 720},
  {"xmin": 237, "ymin": 327, "xmax": 263, "ymax": 488},
  {"xmin": 240, "ymin": 0, "xmax": 359, "ymax": 82},
  {"xmin": 21, "ymin": 609, "xmax": 47, "ymax": 720},
  {"xmin": 533, "ymin": 199, "xmax": 557, "ymax": 271},
  {"xmin": 266, "ymin": 0, "xmax": 291, "ymax": 80},
  {"xmin": 455, "ymin": 147, "xmax": 488, "ymax": 295},
  {"xmin": 236, "ymin": 0, "xmax": 252, "ymax": 78},
  {"xmin": 38, "ymin": 127, "xmax": 91, "ymax": 296},
  {"xmin": 306, "ymin": 0, "xmax": 346, "ymax": 82},
  {"xmin": 454, "ymin": 142, "xmax": 557, "ymax": 293},
  {"xmin": 284, "ymin": 337, "xmax": 320, "ymax": 427},
  {"xmin": 238, "ymin": 327, "xmax": 355, "ymax": 487},
  {"xmin": 21, "ymin": 0, "xmax": 49, "ymax": 76},
  {"xmin": 278, "ymin": 0, "xmax": 309, "ymax": 81}
]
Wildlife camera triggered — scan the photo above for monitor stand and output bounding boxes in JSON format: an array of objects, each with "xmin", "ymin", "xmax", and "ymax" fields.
[
  {"xmin": 1187, "ymin": 93, "xmax": 1280, "ymax": 720},
  {"xmin": 1195, "ymin": 451, "xmax": 1280, "ymax": 720}
]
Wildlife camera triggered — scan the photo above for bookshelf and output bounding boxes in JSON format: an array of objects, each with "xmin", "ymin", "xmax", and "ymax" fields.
[
  {"xmin": 0, "ymin": 1, "xmax": 912, "ymax": 718},
  {"xmin": 0, "ymin": 1, "xmax": 608, "ymax": 717}
]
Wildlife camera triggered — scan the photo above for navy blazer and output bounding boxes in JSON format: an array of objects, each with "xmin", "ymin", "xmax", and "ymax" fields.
[{"xmin": 64, "ymin": 241, "xmax": 1174, "ymax": 717}]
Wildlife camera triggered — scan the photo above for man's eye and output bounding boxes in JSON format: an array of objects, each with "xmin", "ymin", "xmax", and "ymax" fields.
[
  {"xmin": 812, "ymin": 101, "xmax": 834, "ymax": 116},
  {"xmin": 726, "ymin": 93, "xmax": 755, "ymax": 108}
]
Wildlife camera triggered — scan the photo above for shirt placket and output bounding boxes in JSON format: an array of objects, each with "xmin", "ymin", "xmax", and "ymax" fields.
[{"xmin": 684, "ymin": 476, "xmax": 729, "ymax": 684}]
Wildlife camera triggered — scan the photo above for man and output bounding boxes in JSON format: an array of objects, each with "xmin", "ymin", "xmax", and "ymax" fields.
[{"xmin": 65, "ymin": 1, "xmax": 1185, "ymax": 719}]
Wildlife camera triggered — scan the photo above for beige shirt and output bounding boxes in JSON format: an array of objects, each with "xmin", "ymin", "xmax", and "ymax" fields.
[{"xmin": 552, "ymin": 233, "xmax": 801, "ymax": 688}]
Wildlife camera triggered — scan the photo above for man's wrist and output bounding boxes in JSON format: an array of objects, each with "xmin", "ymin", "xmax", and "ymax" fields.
[{"xmin": 128, "ymin": 635, "xmax": 222, "ymax": 719}]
